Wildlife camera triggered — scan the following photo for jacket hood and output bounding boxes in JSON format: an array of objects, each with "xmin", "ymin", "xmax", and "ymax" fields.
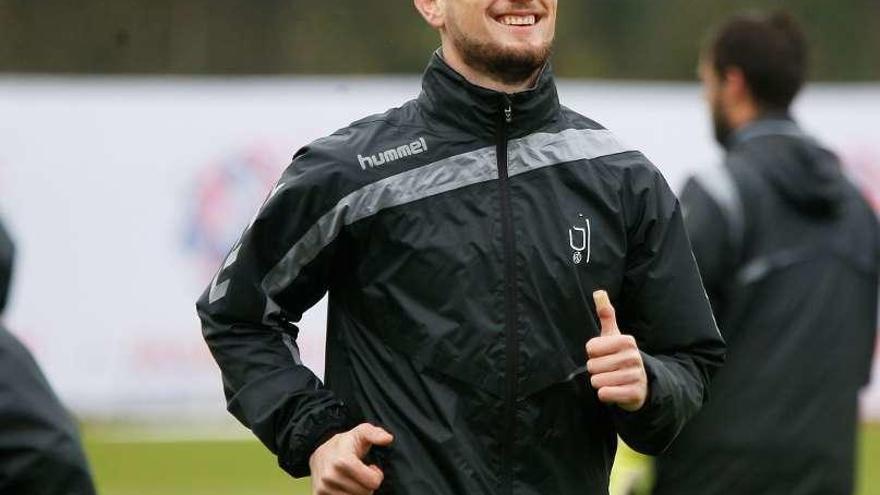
[{"xmin": 730, "ymin": 117, "xmax": 846, "ymax": 218}]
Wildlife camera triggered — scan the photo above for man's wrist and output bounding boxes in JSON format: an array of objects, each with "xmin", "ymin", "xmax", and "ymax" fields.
[{"xmin": 280, "ymin": 403, "xmax": 353, "ymax": 478}]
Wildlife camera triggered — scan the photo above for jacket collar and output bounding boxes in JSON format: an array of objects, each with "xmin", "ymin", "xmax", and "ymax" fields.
[
  {"xmin": 417, "ymin": 50, "xmax": 560, "ymax": 141},
  {"xmin": 730, "ymin": 112, "xmax": 804, "ymax": 147}
]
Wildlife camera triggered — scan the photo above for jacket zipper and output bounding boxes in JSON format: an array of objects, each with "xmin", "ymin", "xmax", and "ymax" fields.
[{"xmin": 497, "ymin": 94, "xmax": 517, "ymax": 495}]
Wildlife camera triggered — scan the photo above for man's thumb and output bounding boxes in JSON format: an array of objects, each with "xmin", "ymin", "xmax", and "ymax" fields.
[
  {"xmin": 593, "ymin": 290, "xmax": 620, "ymax": 336},
  {"xmin": 356, "ymin": 423, "xmax": 394, "ymax": 448}
]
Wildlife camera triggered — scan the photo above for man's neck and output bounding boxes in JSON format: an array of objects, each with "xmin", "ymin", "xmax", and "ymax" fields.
[
  {"xmin": 440, "ymin": 45, "xmax": 540, "ymax": 94},
  {"xmin": 727, "ymin": 100, "xmax": 761, "ymax": 132}
]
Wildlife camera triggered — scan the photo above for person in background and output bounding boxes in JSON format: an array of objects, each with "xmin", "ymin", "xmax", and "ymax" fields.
[
  {"xmin": 653, "ymin": 11, "xmax": 880, "ymax": 495},
  {"xmin": 0, "ymin": 219, "xmax": 98, "ymax": 494}
]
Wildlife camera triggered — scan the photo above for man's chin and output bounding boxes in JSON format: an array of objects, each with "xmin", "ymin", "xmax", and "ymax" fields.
[
  {"xmin": 446, "ymin": 22, "xmax": 553, "ymax": 87},
  {"xmin": 498, "ymin": 43, "xmax": 547, "ymax": 62},
  {"xmin": 712, "ymin": 115, "xmax": 733, "ymax": 149},
  {"xmin": 494, "ymin": 33, "xmax": 552, "ymax": 55},
  {"xmin": 494, "ymin": 50, "xmax": 549, "ymax": 83},
  {"xmin": 472, "ymin": 44, "xmax": 551, "ymax": 85}
]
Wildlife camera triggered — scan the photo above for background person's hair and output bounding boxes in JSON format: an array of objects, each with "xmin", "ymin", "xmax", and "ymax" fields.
[{"xmin": 706, "ymin": 10, "xmax": 808, "ymax": 111}]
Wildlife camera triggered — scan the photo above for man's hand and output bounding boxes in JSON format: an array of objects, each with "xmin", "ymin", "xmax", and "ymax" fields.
[
  {"xmin": 309, "ymin": 423, "xmax": 394, "ymax": 495},
  {"xmin": 586, "ymin": 290, "xmax": 648, "ymax": 412}
]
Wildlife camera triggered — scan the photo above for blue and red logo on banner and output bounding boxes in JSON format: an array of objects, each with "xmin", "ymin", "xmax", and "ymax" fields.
[{"xmin": 184, "ymin": 144, "xmax": 284, "ymax": 279}]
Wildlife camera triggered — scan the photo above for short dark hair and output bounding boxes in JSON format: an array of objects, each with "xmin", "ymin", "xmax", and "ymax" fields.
[{"xmin": 706, "ymin": 11, "xmax": 808, "ymax": 111}]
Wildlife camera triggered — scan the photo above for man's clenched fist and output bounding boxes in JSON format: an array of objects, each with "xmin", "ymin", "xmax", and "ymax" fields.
[
  {"xmin": 586, "ymin": 290, "xmax": 648, "ymax": 412},
  {"xmin": 309, "ymin": 423, "xmax": 393, "ymax": 495}
]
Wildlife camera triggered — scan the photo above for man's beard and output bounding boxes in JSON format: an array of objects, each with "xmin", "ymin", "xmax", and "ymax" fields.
[
  {"xmin": 448, "ymin": 25, "xmax": 552, "ymax": 86},
  {"xmin": 711, "ymin": 98, "xmax": 734, "ymax": 148}
]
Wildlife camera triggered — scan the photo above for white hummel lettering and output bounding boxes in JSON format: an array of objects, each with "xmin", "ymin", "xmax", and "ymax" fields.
[{"xmin": 358, "ymin": 137, "xmax": 428, "ymax": 170}]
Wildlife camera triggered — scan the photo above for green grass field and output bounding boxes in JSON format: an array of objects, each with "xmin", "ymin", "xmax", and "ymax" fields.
[
  {"xmin": 84, "ymin": 423, "xmax": 880, "ymax": 495},
  {"xmin": 860, "ymin": 424, "xmax": 880, "ymax": 495}
]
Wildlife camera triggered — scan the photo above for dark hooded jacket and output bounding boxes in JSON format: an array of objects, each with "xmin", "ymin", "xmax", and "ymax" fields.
[
  {"xmin": 0, "ymin": 221, "xmax": 12, "ymax": 314},
  {"xmin": 654, "ymin": 117, "xmax": 880, "ymax": 495},
  {"xmin": 197, "ymin": 54, "xmax": 726, "ymax": 494},
  {"xmin": 0, "ymin": 220, "xmax": 97, "ymax": 495}
]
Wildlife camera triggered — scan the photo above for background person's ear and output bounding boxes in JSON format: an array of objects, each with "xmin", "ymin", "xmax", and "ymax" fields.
[
  {"xmin": 414, "ymin": 0, "xmax": 446, "ymax": 29},
  {"xmin": 722, "ymin": 66, "xmax": 751, "ymax": 103}
]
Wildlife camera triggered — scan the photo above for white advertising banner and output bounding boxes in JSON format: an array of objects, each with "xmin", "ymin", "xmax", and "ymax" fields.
[{"xmin": 0, "ymin": 77, "xmax": 877, "ymax": 420}]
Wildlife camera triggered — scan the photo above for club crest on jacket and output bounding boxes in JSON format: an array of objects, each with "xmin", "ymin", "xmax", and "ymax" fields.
[{"xmin": 569, "ymin": 213, "xmax": 591, "ymax": 265}]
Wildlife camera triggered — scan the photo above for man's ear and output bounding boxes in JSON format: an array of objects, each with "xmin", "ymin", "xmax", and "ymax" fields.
[
  {"xmin": 414, "ymin": 0, "xmax": 445, "ymax": 29},
  {"xmin": 722, "ymin": 66, "xmax": 752, "ymax": 105}
]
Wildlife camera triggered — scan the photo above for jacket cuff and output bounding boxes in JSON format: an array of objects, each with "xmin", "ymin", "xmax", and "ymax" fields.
[
  {"xmin": 279, "ymin": 402, "xmax": 354, "ymax": 478},
  {"xmin": 609, "ymin": 352, "xmax": 676, "ymax": 455}
]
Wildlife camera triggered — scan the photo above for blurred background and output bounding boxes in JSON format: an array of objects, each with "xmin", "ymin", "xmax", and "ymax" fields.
[{"xmin": 0, "ymin": 1, "xmax": 878, "ymax": 494}]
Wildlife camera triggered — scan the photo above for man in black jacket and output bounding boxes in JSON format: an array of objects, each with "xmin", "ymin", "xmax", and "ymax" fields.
[
  {"xmin": 653, "ymin": 12, "xmax": 880, "ymax": 495},
  {"xmin": 0, "ymin": 220, "xmax": 97, "ymax": 495},
  {"xmin": 197, "ymin": 1, "xmax": 726, "ymax": 493}
]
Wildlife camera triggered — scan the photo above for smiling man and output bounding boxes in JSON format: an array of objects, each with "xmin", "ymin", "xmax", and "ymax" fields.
[{"xmin": 197, "ymin": 1, "xmax": 726, "ymax": 494}]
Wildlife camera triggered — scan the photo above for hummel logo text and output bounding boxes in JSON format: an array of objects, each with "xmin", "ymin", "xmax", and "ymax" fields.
[{"xmin": 358, "ymin": 137, "xmax": 428, "ymax": 170}]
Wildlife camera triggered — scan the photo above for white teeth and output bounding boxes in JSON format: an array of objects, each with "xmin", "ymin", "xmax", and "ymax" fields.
[{"xmin": 499, "ymin": 15, "xmax": 536, "ymax": 26}]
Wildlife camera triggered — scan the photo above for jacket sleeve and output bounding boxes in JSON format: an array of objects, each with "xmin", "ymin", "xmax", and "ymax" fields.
[
  {"xmin": 677, "ymin": 161, "xmax": 746, "ymax": 323},
  {"xmin": 863, "ymin": 220, "xmax": 880, "ymax": 387},
  {"xmin": 679, "ymin": 178, "xmax": 735, "ymax": 297},
  {"xmin": 196, "ymin": 146, "xmax": 353, "ymax": 478},
  {"xmin": 0, "ymin": 219, "xmax": 14, "ymax": 314},
  {"xmin": 864, "ymin": 273, "xmax": 879, "ymax": 387},
  {"xmin": 611, "ymin": 162, "xmax": 727, "ymax": 455},
  {"xmin": 0, "ymin": 326, "xmax": 97, "ymax": 495}
]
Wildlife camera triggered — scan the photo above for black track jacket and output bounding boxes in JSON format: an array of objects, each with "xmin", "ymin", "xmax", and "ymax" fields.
[
  {"xmin": 0, "ymin": 326, "xmax": 97, "ymax": 495},
  {"xmin": 197, "ymin": 53, "xmax": 726, "ymax": 494},
  {"xmin": 0, "ymin": 220, "xmax": 97, "ymax": 495},
  {"xmin": 654, "ymin": 117, "xmax": 880, "ymax": 495}
]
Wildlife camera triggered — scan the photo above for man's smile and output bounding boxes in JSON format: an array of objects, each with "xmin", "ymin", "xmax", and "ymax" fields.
[{"xmin": 496, "ymin": 14, "xmax": 537, "ymax": 26}]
